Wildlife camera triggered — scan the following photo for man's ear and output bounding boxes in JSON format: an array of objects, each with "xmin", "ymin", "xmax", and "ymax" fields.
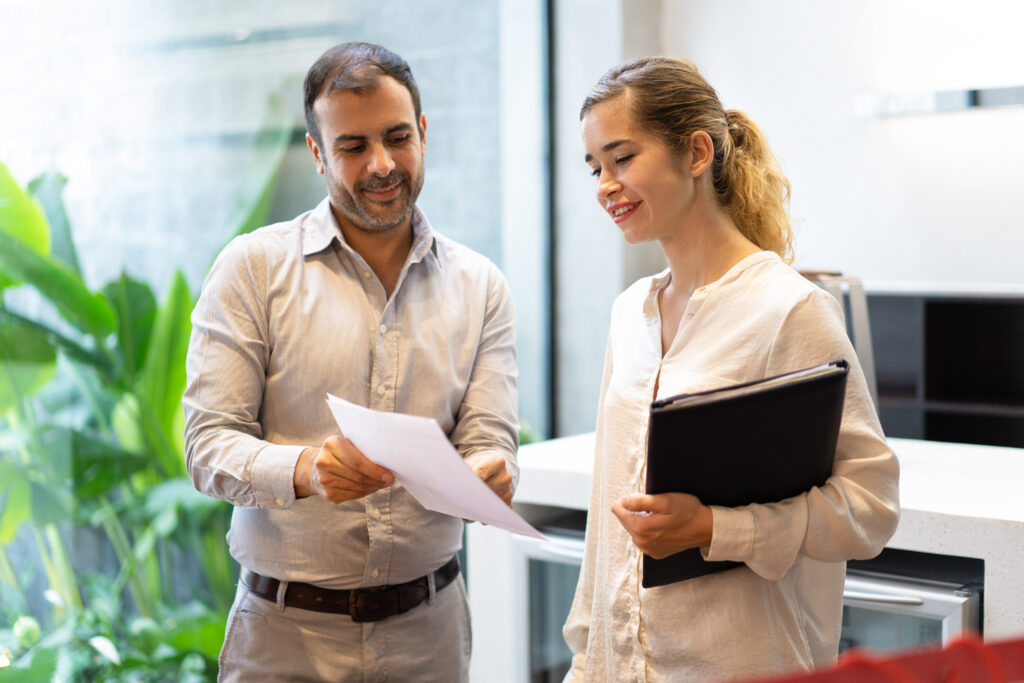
[
  {"xmin": 306, "ymin": 132, "xmax": 325, "ymax": 175},
  {"xmin": 689, "ymin": 130, "xmax": 714, "ymax": 178},
  {"xmin": 419, "ymin": 113, "xmax": 427, "ymax": 153}
]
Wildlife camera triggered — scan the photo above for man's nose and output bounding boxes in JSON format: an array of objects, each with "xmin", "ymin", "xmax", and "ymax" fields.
[{"xmin": 368, "ymin": 143, "xmax": 396, "ymax": 176}]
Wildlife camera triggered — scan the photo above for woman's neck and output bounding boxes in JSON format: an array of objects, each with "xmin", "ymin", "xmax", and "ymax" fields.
[{"xmin": 659, "ymin": 205, "xmax": 760, "ymax": 301}]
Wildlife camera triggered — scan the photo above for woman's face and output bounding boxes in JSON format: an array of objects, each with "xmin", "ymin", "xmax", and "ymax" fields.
[{"xmin": 582, "ymin": 96, "xmax": 696, "ymax": 245}]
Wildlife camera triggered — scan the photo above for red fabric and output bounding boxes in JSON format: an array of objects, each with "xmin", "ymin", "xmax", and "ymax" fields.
[{"xmin": 736, "ymin": 634, "xmax": 1024, "ymax": 683}]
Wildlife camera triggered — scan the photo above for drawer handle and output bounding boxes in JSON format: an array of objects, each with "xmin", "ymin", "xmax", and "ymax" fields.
[
  {"xmin": 843, "ymin": 590, "xmax": 926, "ymax": 606},
  {"xmin": 537, "ymin": 542, "xmax": 585, "ymax": 562}
]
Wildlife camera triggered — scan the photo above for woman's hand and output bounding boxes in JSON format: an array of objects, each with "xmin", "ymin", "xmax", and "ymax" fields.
[{"xmin": 611, "ymin": 493, "xmax": 714, "ymax": 559}]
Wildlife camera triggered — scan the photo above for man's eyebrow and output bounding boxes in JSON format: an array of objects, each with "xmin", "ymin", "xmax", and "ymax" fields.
[
  {"xmin": 584, "ymin": 139, "xmax": 629, "ymax": 163},
  {"xmin": 332, "ymin": 123, "xmax": 416, "ymax": 146}
]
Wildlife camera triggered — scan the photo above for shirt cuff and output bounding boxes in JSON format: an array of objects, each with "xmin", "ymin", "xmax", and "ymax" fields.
[
  {"xmin": 703, "ymin": 505, "xmax": 755, "ymax": 562},
  {"xmin": 250, "ymin": 443, "xmax": 304, "ymax": 509}
]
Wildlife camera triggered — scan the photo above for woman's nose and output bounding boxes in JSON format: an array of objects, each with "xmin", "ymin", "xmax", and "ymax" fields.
[{"xmin": 597, "ymin": 171, "xmax": 620, "ymax": 200}]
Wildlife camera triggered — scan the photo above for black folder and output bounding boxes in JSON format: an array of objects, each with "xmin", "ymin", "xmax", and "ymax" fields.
[{"xmin": 642, "ymin": 360, "xmax": 849, "ymax": 588}]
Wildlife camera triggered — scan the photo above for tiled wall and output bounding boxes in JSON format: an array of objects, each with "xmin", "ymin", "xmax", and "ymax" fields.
[{"xmin": 0, "ymin": 0, "xmax": 501, "ymax": 296}]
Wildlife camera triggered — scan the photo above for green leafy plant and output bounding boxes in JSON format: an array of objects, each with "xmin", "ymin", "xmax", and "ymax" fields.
[{"xmin": 0, "ymin": 91, "xmax": 292, "ymax": 681}]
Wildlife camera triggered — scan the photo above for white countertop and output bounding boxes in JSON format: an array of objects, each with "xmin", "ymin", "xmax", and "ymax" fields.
[
  {"xmin": 512, "ymin": 433, "xmax": 1024, "ymax": 638},
  {"xmin": 886, "ymin": 437, "xmax": 1024, "ymax": 523}
]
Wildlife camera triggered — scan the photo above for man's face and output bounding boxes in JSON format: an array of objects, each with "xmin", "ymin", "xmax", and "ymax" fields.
[{"xmin": 307, "ymin": 76, "xmax": 426, "ymax": 236}]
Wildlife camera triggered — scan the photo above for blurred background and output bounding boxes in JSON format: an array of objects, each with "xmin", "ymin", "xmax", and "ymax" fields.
[{"xmin": 2, "ymin": 0, "xmax": 1022, "ymax": 680}]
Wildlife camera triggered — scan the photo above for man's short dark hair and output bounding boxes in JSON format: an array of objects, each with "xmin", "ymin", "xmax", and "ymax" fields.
[{"xmin": 303, "ymin": 42, "xmax": 422, "ymax": 147}]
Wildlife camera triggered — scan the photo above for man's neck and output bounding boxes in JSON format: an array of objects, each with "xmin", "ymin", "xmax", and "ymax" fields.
[{"xmin": 334, "ymin": 209, "xmax": 415, "ymax": 299}]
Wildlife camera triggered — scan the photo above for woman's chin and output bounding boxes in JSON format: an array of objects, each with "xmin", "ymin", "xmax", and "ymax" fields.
[{"xmin": 619, "ymin": 228, "xmax": 652, "ymax": 245}]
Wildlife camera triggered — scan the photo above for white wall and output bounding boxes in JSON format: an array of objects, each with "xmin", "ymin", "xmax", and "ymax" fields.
[
  {"xmin": 551, "ymin": 0, "xmax": 1024, "ymax": 436},
  {"xmin": 659, "ymin": 0, "xmax": 1024, "ymax": 290},
  {"xmin": 552, "ymin": 0, "xmax": 668, "ymax": 436}
]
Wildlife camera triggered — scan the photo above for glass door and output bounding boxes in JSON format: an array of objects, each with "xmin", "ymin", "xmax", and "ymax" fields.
[
  {"xmin": 528, "ymin": 558, "xmax": 581, "ymax": 682},
  {"xmin": 840, "ymin": 571, "xmax": 979, "ymax": 653},
  {"xmin": 516, "ymin": 533, "xmax": 586, "ymax": 683}
]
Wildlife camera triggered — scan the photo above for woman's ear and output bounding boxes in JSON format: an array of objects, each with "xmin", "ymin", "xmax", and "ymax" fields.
[{"xmin": 688, "ymin": 131, "xmax": 715, "ymax": 177}]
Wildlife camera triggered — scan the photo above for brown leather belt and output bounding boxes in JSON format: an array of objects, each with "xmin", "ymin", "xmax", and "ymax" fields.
[{"xmin": 239, "ymin": 556, "xmax": 460, "ymax": 622}]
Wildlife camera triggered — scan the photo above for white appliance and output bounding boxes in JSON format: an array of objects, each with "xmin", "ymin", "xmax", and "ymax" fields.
[{"xmin": 477, "ymin": 517, "xmax": 981, "ymax": 683}]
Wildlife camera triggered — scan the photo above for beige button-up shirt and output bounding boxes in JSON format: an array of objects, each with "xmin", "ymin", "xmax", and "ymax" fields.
[
  {"xmin": 183, "ymin": 198, "xmax": 518, "ymax": 588},
  {"xmin": 563, "ymin": 252, "xmax": 900, "ymax": 682}
]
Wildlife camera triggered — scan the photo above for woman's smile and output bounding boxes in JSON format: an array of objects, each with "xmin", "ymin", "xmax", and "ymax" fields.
[{"xmin": 608, "ymin": 201, "xmax": 642, "ymax": 223}]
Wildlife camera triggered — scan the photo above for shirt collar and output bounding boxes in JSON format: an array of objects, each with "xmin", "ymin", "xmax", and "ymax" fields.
[
  {"xmin": 301, "ymin": 197, "xmax": 440, "ymax": 267},
  {"xmin": 646, "ymin": 251, "xmax": 775, "ymax": 299}
]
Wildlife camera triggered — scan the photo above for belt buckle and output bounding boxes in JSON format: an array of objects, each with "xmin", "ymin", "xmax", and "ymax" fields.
[{"xmin": 349, "ymin": 585, "xmax": 390, "ymax": 622}]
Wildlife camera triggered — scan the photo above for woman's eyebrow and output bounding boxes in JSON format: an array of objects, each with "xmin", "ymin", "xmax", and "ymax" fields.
[{"xmin": 584, "ymin": 139, "xmax": 629, "ymax": 163}]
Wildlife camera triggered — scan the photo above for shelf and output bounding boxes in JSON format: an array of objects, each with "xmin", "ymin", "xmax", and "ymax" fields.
[
  {"xmin": 924, "ymin": 412, "xmax": 1024, "ymax": 449},
  {"xmin": 878, "ymin": 395, "xmax": 920, "ymax": 410},
  {"xmin": 922, "ymin": 401, "xmax": 1024, "ymax": 418},
  {"xmin": 924, "ymin": 300, "xmax": 1024, "ymax": 406},
  {"xmin": 869, "ymin": 293, "xmax": 1024, "ymax": 450}
]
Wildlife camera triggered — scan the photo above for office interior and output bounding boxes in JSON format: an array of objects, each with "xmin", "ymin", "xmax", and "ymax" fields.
[{"xmin": 1, "ymin": 0, "xmax": 1022, "ymax": 680}]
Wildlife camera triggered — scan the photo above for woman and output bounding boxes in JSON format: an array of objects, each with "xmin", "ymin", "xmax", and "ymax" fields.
[{"xmin": 562, "ymin": 57, "xmax": 900, "ymax": 681}]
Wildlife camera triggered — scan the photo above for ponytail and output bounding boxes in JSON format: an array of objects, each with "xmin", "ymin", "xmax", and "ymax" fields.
[
  {"xmin": 581, "ymin": 58, "xmax": 793, "ymax": 262},
  {"xmin": 716, "ymin": 109, "xmax": 793, "ymax": 261}
]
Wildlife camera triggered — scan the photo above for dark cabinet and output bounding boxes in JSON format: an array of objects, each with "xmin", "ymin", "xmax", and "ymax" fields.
[{"xmin": 870, "ymin": 295, "xmax": 1024, "ymax": 448}]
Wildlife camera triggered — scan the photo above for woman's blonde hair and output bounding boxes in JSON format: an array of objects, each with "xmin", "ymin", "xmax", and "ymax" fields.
[{"xmin": 581, "ymin": 57, "xmax": 793, "ymax": 261}]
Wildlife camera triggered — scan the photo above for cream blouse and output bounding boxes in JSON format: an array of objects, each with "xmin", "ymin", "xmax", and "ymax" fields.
[{"xmin": 563, "ymin": 251, "xmax": 900, "ymax": 682}]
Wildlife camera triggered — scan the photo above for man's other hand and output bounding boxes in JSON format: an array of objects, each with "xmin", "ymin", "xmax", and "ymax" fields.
[
  {"xmin": 294, "ymin": 436, "xmax": 394, "ymax": 503},
  {"xmin": 466, "ymin": 452, "xmax": 514, "ymax": 507}
]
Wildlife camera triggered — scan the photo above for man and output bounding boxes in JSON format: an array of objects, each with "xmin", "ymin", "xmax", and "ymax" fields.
[{"xmin": 183, "ymin": 42, "xmax": 518, "ymax": 682}]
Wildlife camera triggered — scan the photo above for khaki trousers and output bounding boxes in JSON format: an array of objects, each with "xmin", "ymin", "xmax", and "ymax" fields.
[{"xmin": 218, "ymin": 574, "xmax": 471, "ymax": 682}]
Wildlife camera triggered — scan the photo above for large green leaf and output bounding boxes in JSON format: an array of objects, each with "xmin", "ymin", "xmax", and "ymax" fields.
[
  {"xmin": 145, "ymin": 478, "xmax": 222, "ymax": 521},
  {"xmin": 0, "ymin": 646, "xmax": 58, "ymax": 683},
  {"xmin": 0, "ymin": 443, "xmax": 71, "ymax": 530},
  {"xmin": 27, "ymin": 170, "xmax": 80, "ymax": 276},
  {"xmin": 137, "ymin": 269, "xmax": 193, "ymax": 472},
  {"xmin": 101, "ymin": 272, "xmax": 157, "ymax": 381},
  {"xmin": 163, "ymin": 603, "xmax": 227, "ymax": 660},
  {"xmin": 111, "ymin": 392, "xmax": 145, "ymax": 453},
  {"xmin": 29, "ymin": 480, "xmax": 71, "ymax": 526},
  {"xmin": 0, "ymin": 468, "xmax": 30, "ymax": 544},
  {"xmin": 35, "ymin": 426, "xmax": 149, "ymax": 499},
  {"xmin": 0, "ymin": 162, "xmax": 50, "ymax": 291},
  {"xmin": 0, "ymin": 316, "xmax": 57, "ymax": 414},
  {"xmin": 0, "ymin": 308, "xmax": 116, "ymax": 385},
  {"xmin": 0, "ymin": 230, "xmax": 116, "ymax": 338}
]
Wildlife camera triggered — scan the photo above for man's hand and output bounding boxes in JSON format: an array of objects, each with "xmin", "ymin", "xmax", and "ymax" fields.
[
  {"xmin": 611, "ymin": 493, "xmax": 713, "ymax": 559},
  {"xmin": 294, "ymin": 435, "xmax": 394, "ymax": 504},
  {"xmin": 466, "ymin": 452, "xmax": 514, "ymax": 506}
]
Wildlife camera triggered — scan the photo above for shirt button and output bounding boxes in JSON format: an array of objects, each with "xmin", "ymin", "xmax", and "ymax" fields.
[
  {"xmin": 372, "ymin": 508, "xmax": 382, "ymax": 519},
  {"xmin": 274, "ymin": 497, "xmax": 284, "ymax": 506},
  {"xmin": 377, "ymin": 384, "xmax": 386, "ymax": 396},
  {"xmin": 379, "ymin": 324, "xmax": 387, "ymax": 334},
  {"xmin": 363, "ymin": 271, "xmax": 372, "ymax": 279},
  {"xmin": 371, "ymin": 568, "xmax": 380, "ymax": 578}
]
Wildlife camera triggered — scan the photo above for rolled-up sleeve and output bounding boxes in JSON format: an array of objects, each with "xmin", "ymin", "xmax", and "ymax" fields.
[
  {"xmin": 448, "ymin": 266, "xmax": 520, "ymax": 487},
  {"xmin": 183, "ymin": 235, "xmax": 302, "ymax": 510}
]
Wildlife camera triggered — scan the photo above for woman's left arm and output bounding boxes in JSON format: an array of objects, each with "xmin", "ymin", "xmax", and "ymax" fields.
[{"xmin": 704, "ymin": 289, "xmax": 900, "ymax": 580}]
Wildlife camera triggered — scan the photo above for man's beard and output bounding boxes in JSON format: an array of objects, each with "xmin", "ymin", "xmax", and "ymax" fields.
[{"xmin": 331, "ymin": 167, "xmax": 424, "ymax": 234}]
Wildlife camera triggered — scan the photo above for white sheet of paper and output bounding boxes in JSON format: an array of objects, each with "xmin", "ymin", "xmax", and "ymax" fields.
[{"xmin": 325, "ymin": 394, "xmax": 546, "ymax": 540}]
